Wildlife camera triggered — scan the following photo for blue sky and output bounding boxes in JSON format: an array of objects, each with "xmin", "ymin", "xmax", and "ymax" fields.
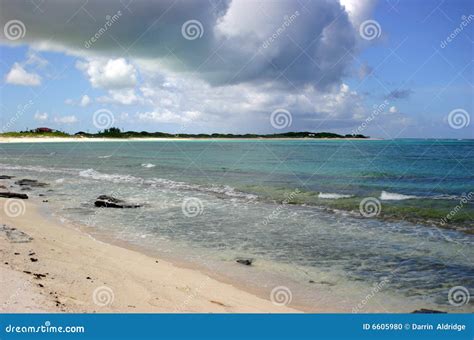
[{"xmin": 0, "ymin": 0, "xmax": 472, "ymax": 138}]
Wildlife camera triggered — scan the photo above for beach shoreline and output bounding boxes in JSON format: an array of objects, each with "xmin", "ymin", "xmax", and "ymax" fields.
[
  {"xmin": 0, "ymin": 136, "xmax": 379, "ymax": 143},
  {"xmin": 0, "ymin": 197, "xmax": 300, "ymax": 313}
]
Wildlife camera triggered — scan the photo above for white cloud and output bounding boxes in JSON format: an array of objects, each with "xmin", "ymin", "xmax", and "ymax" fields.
[
  {"xmin": 64, "ymin": 98, "xmax": 74, "ymax": 105},
  {"xmin": 34, "ymin": 111, "xmax": 48, "ymax": 121},
  {"xmin": 5, "ymin": 63, "xmax": 41, "ymax": 86},
  {"xmin": 77, "ymin": 58, "xmax": 137, "ymax": 90},
  {"xmin": 137, "ymin": 110, "xmax": 202, "ymax": 124},
  {"xmin": 54, "ymin": 115, "xmax": 78, "ymax": 124},
  {"xmin": 389, "ymin": 106, "xmax": 398, "ymax": 113},
  {"xmin": 97, "ymin": 89, "xmax": 139, "ymax": 105},
  {"xmin": 80, "ymin": 94, "xmax": 91, "ymax": 107}
]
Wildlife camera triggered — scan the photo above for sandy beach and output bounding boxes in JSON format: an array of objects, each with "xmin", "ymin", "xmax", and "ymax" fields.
[{"xmin": 0, "ymin": 198, "xmax": 298, "ymax": 313}]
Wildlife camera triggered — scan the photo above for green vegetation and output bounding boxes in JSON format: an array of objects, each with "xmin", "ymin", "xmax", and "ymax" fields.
[
  {"xmin": 0, "ymin": 127, "xmax": 367, "ymax": 139},
  {"xmin": 0, "ymin": 130, "xmax": 70, "ymax": 137}
]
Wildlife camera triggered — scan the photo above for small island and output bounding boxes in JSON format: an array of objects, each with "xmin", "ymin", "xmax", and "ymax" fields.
[{"xmin": 0, "ymin": 127, "xmax": 369, "ymax": 140}]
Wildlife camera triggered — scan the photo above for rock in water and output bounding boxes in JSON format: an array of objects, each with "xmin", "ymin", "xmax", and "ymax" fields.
[
  {"xmin": 412, "ymin": 309, "xmax": 446, "ymax": 314},
  {"xmin": 94, "ymin": 195, "xmax": 141, "ymax": 208},
  {"xmin": 0, "ymin": 175, "xmax": 14, "ymax": 179},
  {"xmin": 236, "ymin": 258, "xmax": 253, "ymax": 266},
  {"xmin": 0, "ymin": 192, "xmax": 28, "ymax": 199},
  {"xmin": 15, "ymin": 179, "xmax": 49, "ymax": 187}
]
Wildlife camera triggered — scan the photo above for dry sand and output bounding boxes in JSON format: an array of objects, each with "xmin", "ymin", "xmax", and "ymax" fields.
[{"xmin": 0, "ymin": 198, "xmax": 299, "ymax": 313}]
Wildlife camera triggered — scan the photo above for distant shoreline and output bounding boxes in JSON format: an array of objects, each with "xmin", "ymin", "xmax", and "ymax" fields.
[{"xmin": 0, "ymin": 136, "xmax": 381, "ymax": 143}]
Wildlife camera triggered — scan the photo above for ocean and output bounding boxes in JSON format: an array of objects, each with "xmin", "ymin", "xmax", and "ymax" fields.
[{"xmin": 0, "ymin": 139, "xmax": 473, "ymax": 312}]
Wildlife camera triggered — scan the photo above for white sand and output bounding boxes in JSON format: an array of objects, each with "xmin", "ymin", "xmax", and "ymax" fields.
[{"xmin": 0, "ymin": 198, "xmax": 299, "ymax": 313}]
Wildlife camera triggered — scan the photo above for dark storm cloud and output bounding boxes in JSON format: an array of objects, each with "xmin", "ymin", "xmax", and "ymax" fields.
[{"xmin": 384, "ymin": 89, "xmax": 413, "ymax": 100}]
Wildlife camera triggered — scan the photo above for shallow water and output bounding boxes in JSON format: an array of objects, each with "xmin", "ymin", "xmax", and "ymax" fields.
[{"xmin": 0, "ymin": 139, "xmax": 473, "ymax": 312}]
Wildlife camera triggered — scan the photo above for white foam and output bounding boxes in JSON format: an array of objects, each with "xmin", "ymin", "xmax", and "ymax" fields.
[
  {"xmin": 380, "ymin": 191, "xmax": 417, "ymax": 201},
  {"xmin": 79, "ymin": 168, "xmax": 138, "ymax": 183},
  {"xmin": 141, "ymin": 163, "xmax": 156, "ymax": 168},
  {"xmin": 318, "ymin": 192, "xmax": 352, "ymax": 199},
  {"xmin": 98, "ymin": 155, "xmax": 112, "ymax": 159}
]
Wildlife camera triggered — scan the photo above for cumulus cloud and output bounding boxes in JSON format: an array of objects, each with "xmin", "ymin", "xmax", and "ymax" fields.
[
  {"xmin": 5, "ymin": 63, "xmax": 41, "ymax": 86},
  {"xmin": 0, "ymin": 0, "xmax": 377, "ymax": 90},
  {"xmin": 76, "ymin": 58, "xmax": 137, "ymax": 89},
  {"xmin": 80, "ymin": 95, "xmax": 91, "ymax": 107},
  {"xmin": 0, "ymin": 0, "xmax": 379, "ymax": 132},
  {"xmin": 54, "ymin": 115, "xmax": 78, "ymax": 124},
  {"xmin": 389, "ymin": 106, "xmax": 398, "ymax": 113},
  {"xmin": 34, "ymin": 111, "xmax": 48, "ymax": 121}
]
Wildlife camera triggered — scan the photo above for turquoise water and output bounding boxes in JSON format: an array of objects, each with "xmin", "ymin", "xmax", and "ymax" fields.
[{"xmin": 0, "ymin": 139, "xmax": 473, "ymax": 311}]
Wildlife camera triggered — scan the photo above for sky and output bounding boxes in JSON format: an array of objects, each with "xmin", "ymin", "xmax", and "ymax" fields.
[{"xmin": 0, "ymin": 0, "xmax": 472, "ymax": 138}]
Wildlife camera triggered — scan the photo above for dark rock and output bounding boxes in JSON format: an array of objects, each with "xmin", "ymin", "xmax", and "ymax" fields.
[
  {"xmin": 0, "ymin": 175, "xmax": 14, "ymax": 179},
  {"xmin": 21, "ymin": 187, "xmax": 31, "ymax": 191},
  {"xmin": 0, "ymin": 192, "xmax": 28, "ymax": 199},
  {"xmin": 42, "ymin": 200, "xmax": 48, "ymax": 203},
  {"xmin": 33, "ymin": 273, "xmax": 47, "ymax": 279},
  {"xmin": 15, "ymin": 179, "xmax": 48, "ymax": 187},
  {"xmin": 412, "ymin": 309, "xmax": 446, "ymax": 314},
  {"xmin": 38, "ymin": 194, "xmax": 45, "ymax": 197},
  {"xmin": 30, "ymin": 258, "xmax": 38, "ymax": 262},
  {"xmin": 94, "ymin": 195, "xmax": 142, "ymax": 208},
  {"xmin": 236, "ymin": 258, "xmax": 253, "ymax": 266},
  {"xmin": 309, "ymin": 280, "xmax": 315, "ymax": 283}
]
